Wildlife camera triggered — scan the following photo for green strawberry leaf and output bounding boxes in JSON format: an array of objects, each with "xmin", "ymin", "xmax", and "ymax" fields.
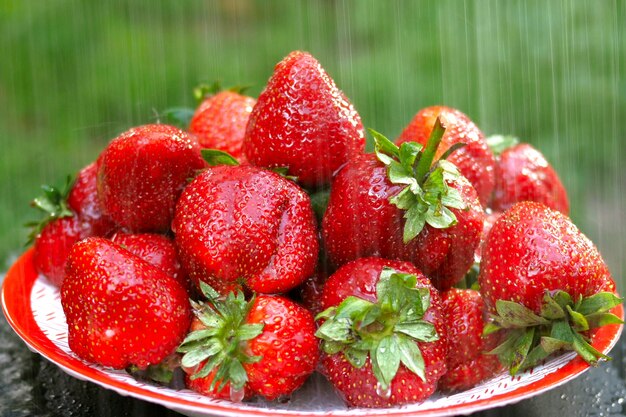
[
  {"xmin": 486, "ymin": 135, "xmax": 519, "ymax": 156},
  {"xmin": 314, "ymin": 267, "xmax": 439, "ymax": 392},
  {"xmin": 577, "ymin": 292, "xmax": 622, "ymax": 316},
  {"xmin": 372, "ymin": 335, "xmax": 400, "ymax": 390},
  {"xmin": 160, "ymin": 107, "xmax": 195, "ymax": 129},
  {"xmin": 493, "ymin": 300, "xmax": 550, "ymax": 328},
  {"xmin": 201, "ymin": 149, "xmax": 240, "ymax": 167},
  {"xmin": 369, "ymin": 119, "xmax": 470, "ymax": 244},
  {"xmin": 394, "ymin": 321, "xmax": 438, "ymax": 342}
]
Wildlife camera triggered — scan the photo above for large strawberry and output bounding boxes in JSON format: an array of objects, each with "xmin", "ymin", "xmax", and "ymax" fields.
[
  {"xmin": 189, "ymin": 90, "xmax": 256, "ymax": 163},
  {"xmin": 479, "ymin": 202, "xmax": 622, "ymax": 373},
  {"xmin": 61, "ymin": 237, "xmax": 191, "ymax": 369},
  {"xmin": 316, "ymin": 257, "xmax": 447, "ymax": 408},
  {"xmin": 178, "ymin": 284, "xmax": 318, "ymax": 401},
  {"xmin": 396, "ymin": 106, "xmax": 495, "ymax": 207},
  {"xmin": 30, "ymin": 163, "xmax": 116, "ymax": 286},
  {"xmin": 110, "ymin": 232, "xmax": 190, "ymax": 293},
  {"xmin": 438, "ymin": 288, "xmax": 502, "ymax": 391},
  {"xmin": 488, "ymin": 136, "xmax": 569, "ymax": 214},
  {"xmin": 97, "ymin": 124, "xmax": 206, "ymax": 232},
  {"xmin": 172, "ymin": 162, "xmax": 318, "ymax": 295},
  {"xmin": 244, "ymin": 51, "xmax": 365, "ymax": 188},
  {"xmin": 322, "ymin": 119, "xmax": 484, "ymax": 290}
]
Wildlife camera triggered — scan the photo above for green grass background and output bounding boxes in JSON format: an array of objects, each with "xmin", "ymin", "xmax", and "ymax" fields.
[{"xmin": 1, "ymin": 0, "xmax": 624, "ymax": 288}]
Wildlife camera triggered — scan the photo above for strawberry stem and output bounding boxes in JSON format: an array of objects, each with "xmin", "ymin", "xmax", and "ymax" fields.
[{"xmin": 414, "ymin": 117, "xmax": 446, "ymax": 185}]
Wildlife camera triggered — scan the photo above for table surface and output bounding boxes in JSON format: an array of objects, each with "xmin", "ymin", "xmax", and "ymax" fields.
[{"xmin": 2, "ymin": 287, "xmax": 626, "ymax": 417}]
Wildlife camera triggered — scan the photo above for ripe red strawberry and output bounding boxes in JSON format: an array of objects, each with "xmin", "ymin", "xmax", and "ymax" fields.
[
  {"xmin": 178, "ymin": 285, "xmax": 318, "ymax": 401},
  {"xmin": 33, "ymin": 216, "xmax": 84, "ymax": 286},
  {"xmin": 490, "ymin": 139, "xmax": 569, "ymax": 214},
  {"xmin": 478, "ymin": 202, "xmax": 622, "ymax": 373},
  {"xmin": 110, "ymin": 232, "xmax": 190, "ymax": 293},
  {"xmin": 67, "ymin": 162, "xmax": 117, "ymax": 235},
  {"xmin": 172, "ymin": 164, "xmax": 318, "ymax": 295},
  {"xmin": 189, "ymin": 90, "xmax": 256, "ymax": 163},
  {"xmin": 30, "ymin": 163, "xmax": 116, "ymax": 286},
  {"xmin": 322, "ymin": 121, "xmax": 484, "ymax": 290},
  {"xmin": 438, "ymin": 288, "xmax": 502, "ymax": 391},
  {"xmin": 244, "ymin": 51, "xmax": 365, "ymax": 188},
  {"xmin": 97, "ymin": 124, "xmax": 206, "ymax": 232},
  {"xmin": 396, "ymin": 106, "xmax": 495, "ymax": 207},
  {"xmin": 61, "ymin": 237, "xmax": 191, "ymax": 369},
  {"xmin": 316, "ymin": 257, "xmax": 447, "ymax": 408}
]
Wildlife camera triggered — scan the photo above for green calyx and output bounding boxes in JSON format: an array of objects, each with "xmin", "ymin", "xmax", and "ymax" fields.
[
  {"xmin": 315, "ymin": 267, "xmax": 439, "ymax": 392},
  {"xmin": 485, "ymin": 134, "xmax": 519, "ymax": 156},
  {"xmin": 25, "ymin": 176, "xmax": 75, "ymax": 246},
  {"xmin": 370, "ymin": 117, "xmax": 467, "ymax": 244},
  {"xmin": 485, "ymin": 290, "xmax": 623, "ymax": 375},
  {"xmin": 201, "ymin": 149, "xmax": 240, "ymax": 167},
  {"xmin": 177, "ymin": 282, "xmax": 264, "ymax": 392}
]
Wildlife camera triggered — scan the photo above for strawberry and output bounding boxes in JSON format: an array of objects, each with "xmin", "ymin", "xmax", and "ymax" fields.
[
  {"xmin": 189, "ymin": 90, "xmax": 256, "ymax": 163},
  {"xmin": 322, "ymin": 120, "xmax": 484, "ymax": 290},
  {"xmin": 438, "ymin": 288, "xmax": 502, "ymax": 391},
  {"xmin": 178, "ymin": 284, "xmax": 318, "ymax": 401},
  {"xmin": 61, "ymin": 237, "xmax": 191, "ymax": 369},
  {"xmin": 296, "ymin": 270, "xmax": 327, "ymax": 317},
  {"xmin": 67, "ymin": 162, "xmax": 117, "ymax": 236},
  {"xmin": 244, "ymin": 51, "xmax": 365, "ymax": 188},
  {"xmin": 488, "ymin": 136, "xmax": 569, "ymax": 214},
  {"xmin": 110, "ymin": 232, "xmax": 190, "ymax": 293},
  {"xmin": 396, "ymin": 106, "xmax": 495, "ymax": 207},
  {"xmin": 33, "ymin": 216, "xmax": 84, "ymax": 286},
  {"xmin": 97, "ymin": 124, "xmax": 206, "ymax": 232},
  {"xmin": 478, "ymin": 202, "xmax": 622, "ymax": 374},
  {"xmin": 316, "ymin": 257, "xmax": 447, "ymax": 408},
  {"xmin": 172, "ymin": 163, "xmax": 318, "ymax": 295},
  {"xmin": 30, "ymin": 163, "xmax": 116, "ymax": 286}
]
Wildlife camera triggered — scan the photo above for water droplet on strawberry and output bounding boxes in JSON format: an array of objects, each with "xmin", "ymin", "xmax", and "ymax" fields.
[
  {"xmin": 375, "ymin": 381, "xmax": 392, "ymax": 399},
  {"xmin": 229, "ymin": 385, "xmax": 245, "ymax": 402}
]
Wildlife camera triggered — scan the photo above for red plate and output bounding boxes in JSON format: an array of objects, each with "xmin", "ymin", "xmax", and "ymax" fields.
[{"xmin": 2, "ymin": 249, "xmax": 623, "ymax": 417}]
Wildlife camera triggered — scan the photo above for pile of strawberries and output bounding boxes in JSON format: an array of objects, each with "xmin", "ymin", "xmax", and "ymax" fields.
[{"xmin": 28, "ymin": 50, "xmax": 621, "ymax": 409}]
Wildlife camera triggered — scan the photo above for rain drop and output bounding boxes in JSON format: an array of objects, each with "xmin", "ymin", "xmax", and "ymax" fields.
[{"xmin": 375, "ymin": 382, "xmax": 392, "ymax": 399}]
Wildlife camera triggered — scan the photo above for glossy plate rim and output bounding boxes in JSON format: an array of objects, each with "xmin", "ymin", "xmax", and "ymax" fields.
[{"xmin": 2, "ymin": 249, "xmax": 623, "ymax": 417}]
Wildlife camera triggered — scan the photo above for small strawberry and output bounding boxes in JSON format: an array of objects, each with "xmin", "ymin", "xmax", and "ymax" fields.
[
  {"xmin": 488, "ymin": 136, "xmax": 569, "ymax": 214},
  {"xmin": 61, "ymin": 237, "xmax": 191, "ymax": 369},
  {"xmin": 438, "ymin": 288, "xmax": 502, "ymax": 391},
  {"xmin": 172, "ymin": 162, "xmax": 318, "ymax": 295},
  {"xmin": 396, "ymin": 106, "xmax": 495, "ymax": 207},
  {"xmin": 244, "ymin": 51, "xmax": 365, "ymax": 188},
  {"xmin": 178, "ymin": 284, "xmax": 319, "ymax": 401},
  {"xmin": 322, "ymin": 119, "xmax": 484, "ymax": 290},
  {"xmin": 67, "ymin": 162, "xmax": 117, "ymax": 236},
  {"xmin": 97, "ymin": 124, "xmax": 206, "ymax": 232},
  {"xmin": 316, "ymin": 257, "xmax": 447, "ymax": 408},
  {"xmin": 110, "ymin": 232, "xmax": 190, "ymax": 293},
  {"xmin": 30, "ymin": 163, "xmax": 116, "ymax": 286},
  {"xmin": 478, "ymin": 202, "xmax": 622, "ymax": 374},
  {"xmin": 189, "ymin": 90, "xmax": 256, "ymax": 163},
  {"xmin": 296, "ymin": 270, "xmax": 327, "ymax": 317}
]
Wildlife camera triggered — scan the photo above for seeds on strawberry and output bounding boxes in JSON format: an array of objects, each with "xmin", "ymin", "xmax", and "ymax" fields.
[
  {"xmin": 178, "ymin": 284, "xmax": 318, "ymax": 401},
  {"xmin": 317, "ymin": 257, "xmax": 447, "ymax": 408},
  {"xmin": 322, "ymin": 121, "xmax": 484, "ymax": 290},
  {"xmin": 61, "ymin": 237, "xmax": 191, "ymax": 369},
  {"xmin": 189, "ymin": 90, "xmax": 256, "ymax": 164},
  {"xmin": 97, "ymin": 124, "xmax": 206, "ymax": 232},
  {"xmin": 244, "ymin": 51, "xmax": 365, "ymax": 188},
  {"xmin": 438, "ymin": 288, "xmax": 502, "ymax": 391},
  {"xmin": 173, "ymin": 164, "xmax": 318, "ymax": 295},
  {"xmin": 397, "ymin": 106, "xmax": 495, "ymax": 207},
  {"xmin": 489, "ymin": 140, "xmax": 569, "ymax": 214},
  {"xmin": 479, "ymin": 202, "xmax": 622, "ymax": 373}
]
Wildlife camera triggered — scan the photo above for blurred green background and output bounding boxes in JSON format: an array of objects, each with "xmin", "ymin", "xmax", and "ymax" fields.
[{"xmin": 1, "ymin": 0, "xmax": 624, "ymax": 289}]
